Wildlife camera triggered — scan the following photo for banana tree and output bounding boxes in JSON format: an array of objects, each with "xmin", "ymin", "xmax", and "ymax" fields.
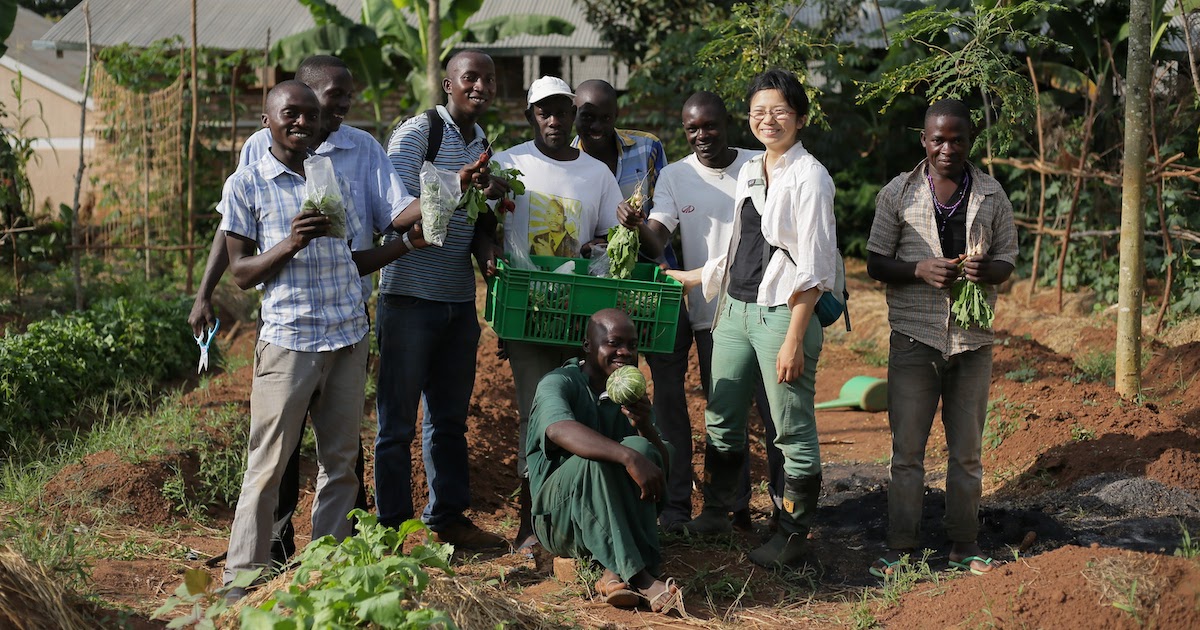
[{"xmin": 274, "ymin": 0, "xmax": 575, "ymax": 137}]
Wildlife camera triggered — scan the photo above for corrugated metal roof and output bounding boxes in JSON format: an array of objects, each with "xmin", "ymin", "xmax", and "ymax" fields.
[
  {"xmin": 5, "ymin": 7, "xmax": 89, "ymax": 86},
  {"xmin": 33, "ymin": 0, "xmax": 602, "ymax": 55},
  {"xmin": 2, "ymin": 7, "xmax": 92, "ymax": 106},
  {"xmin": 460, "ymin": 0, "xmax": 606, "ymax": 55},
  {"xmin": 35, "ymin": 0, "xmax": 362, "ymax": 51}
]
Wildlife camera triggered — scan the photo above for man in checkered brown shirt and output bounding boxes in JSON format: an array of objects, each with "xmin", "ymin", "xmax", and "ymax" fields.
[{"xmin": 865, "ymin": 98, "xmax": 1018, "ymax": 579}]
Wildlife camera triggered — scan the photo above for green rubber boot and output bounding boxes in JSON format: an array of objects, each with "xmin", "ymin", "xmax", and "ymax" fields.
[
  {"xmin": 681, "ymin": 445, "xmax": 745, "ymax": 536},
  {"xmin": 748, "ymin": 474, "xmax": 821, "ymax": 569}
]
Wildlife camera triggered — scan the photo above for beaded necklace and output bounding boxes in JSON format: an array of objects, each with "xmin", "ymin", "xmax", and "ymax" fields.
[{"xmin": 926, "ymin": 168, "xmax": 970, "ymax": 233}]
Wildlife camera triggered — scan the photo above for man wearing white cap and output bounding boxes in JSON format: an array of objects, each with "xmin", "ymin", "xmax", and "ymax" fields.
[{"xmin": 492, "ymin": 76, "xmax": 623, "ymax": 553}]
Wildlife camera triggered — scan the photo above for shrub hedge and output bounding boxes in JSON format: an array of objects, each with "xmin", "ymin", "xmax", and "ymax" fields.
[{"xmin": 0, "ymin": 295, "xmax": 195, "ymax": 434}]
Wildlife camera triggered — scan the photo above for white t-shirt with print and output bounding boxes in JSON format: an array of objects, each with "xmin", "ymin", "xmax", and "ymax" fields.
[
  {"xmin": 494, "ymin": 141, "xmax": 622, "ymax": 259},
  {"xmin": 649, "ymin": 148, "xmax": 761, "ymax": 330}
]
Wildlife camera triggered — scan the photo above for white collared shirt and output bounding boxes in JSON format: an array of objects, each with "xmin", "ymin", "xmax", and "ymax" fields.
[{"xmin": 701, "ymin": 140, "xmax": 838, "ymax": 308}]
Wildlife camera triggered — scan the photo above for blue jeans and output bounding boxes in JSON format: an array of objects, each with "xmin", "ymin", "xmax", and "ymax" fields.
[{"xmin": 374, "ymin": 294, "xmax": 480, "ymax": 531}]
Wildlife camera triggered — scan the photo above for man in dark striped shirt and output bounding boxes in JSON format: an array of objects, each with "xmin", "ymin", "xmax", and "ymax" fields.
[{"xmin": 374, "ymin": 50, "xmax": 506, "ymax": 549}]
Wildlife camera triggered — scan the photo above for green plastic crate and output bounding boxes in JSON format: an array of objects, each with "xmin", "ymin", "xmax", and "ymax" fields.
[{"xmin": 485, "ymin": 255, "xmax": 683, "ymax": 354}]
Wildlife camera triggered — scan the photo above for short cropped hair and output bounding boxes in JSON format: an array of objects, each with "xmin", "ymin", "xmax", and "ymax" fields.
[
  {"xmin": 746, "ymin": 69, "xmax": 809, "ymax": 118},
  {"xmin": 295, "ymin": 55, "xmax": 349, "ymax": 85},
  {"xmin": 925, "ymin": 98, "xmax": 973, "ymax": 128}
]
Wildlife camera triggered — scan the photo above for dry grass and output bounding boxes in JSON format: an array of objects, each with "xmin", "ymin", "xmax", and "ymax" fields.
[
  {"xmin": 1082, "ymin": 553, "xmax": 1167, "ymax": 623},
  {"xmin": 0, "ymin": 546, "xmax": 93, "ymax": 630}
]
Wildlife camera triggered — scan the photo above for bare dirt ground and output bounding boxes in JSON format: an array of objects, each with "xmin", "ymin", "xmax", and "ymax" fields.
[{"xmin": 25, "ymin": 261, "xmax": 1200, "ymax": 628}]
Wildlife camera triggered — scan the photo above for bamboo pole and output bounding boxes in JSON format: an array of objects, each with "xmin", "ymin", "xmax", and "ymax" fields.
[
  {"xmin": 1149, "ymin": 74, "xmax": 1174, "ymax": 334},
  {"xmin": 1053, "ymin": 92, "xmax": 1098, "ymax": 312},
  {"xmin": 1025, "ymin": 57, "xmax": 1047, "ymax": 299},
  {"xmin": 143, "ymin": 94, "xmax": 151, "ymax": 281},
  {"xmin": 187, "ymin": 0, "xmax": 199, "ymax": 293},
  {"xmin": 71, "ymin": 2, "xmax": 92, "ymax": 311}
]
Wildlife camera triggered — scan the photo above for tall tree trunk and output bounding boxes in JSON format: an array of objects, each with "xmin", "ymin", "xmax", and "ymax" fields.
[
  {"xmin": 426, "ymin": 0, "xmax": 441, "ymax": 109},
  {"xmin": 1116, "ymin": 0, "xmax": 1152, "ymax": 399}
]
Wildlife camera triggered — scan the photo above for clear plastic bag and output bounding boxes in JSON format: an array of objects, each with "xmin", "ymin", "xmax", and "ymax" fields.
[
  {"xmin": 503, "ymin": 221, "xmax": 537, "ymax": 271},
  {"xmin": 302, "ymin": 155, "xmax": 347, "ymax": 239},
  {"xmin": 588, "ymin": 243, "xmax": 611, "ymax": 277},
  {"xmin": 419, "ymin": 161, "xmax": 460, "ymax": 247}
]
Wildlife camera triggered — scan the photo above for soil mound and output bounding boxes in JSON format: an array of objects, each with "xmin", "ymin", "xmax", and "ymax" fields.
[
  {"xmin": 881, "ymin": 545, "xmax": 1200, "ymax": 629},
  {"xmin": 43, "ymin": 451, "xmax": 182, "ymax": 528}
]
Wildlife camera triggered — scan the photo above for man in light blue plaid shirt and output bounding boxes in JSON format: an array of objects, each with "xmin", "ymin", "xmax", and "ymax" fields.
[{"xmin": 218, "ymin": 81, "xmax": 431, "ymax": 599}]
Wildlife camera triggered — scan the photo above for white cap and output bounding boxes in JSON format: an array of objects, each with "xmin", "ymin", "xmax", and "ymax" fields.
[{"xmin": 527, "ymin": 76, "xmax": 574, "ymax": 105}]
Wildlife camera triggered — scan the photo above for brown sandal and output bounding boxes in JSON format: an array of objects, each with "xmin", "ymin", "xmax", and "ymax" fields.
[{"xmin": 596, "ymin": 578, "xmax": 639, "ymax": 608}]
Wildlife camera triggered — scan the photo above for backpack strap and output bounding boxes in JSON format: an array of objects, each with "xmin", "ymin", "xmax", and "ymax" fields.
[
  {"xmin": 425, "ymin": 108, "xmax": 493, "ymax": 163},
  {"xmin": 424, "ymin": 108, "xmax": 443, "ymax": 164}
]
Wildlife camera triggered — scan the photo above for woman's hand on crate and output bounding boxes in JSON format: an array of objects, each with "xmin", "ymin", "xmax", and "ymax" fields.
[{"xmin": 665, "ymin": 268, "xmax": 701, "ymax": 292}]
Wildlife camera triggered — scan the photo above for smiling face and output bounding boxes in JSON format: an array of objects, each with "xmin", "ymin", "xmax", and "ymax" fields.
[
  {"xmin": 921, "ymin": 114, "xmax": 972, "ymax": 180},
  {"xmin": 682, "ymin": 103, "xmax": 729, "ymax": 167},
  {"xmin": 305, "ymin": 66, "xmax": 354, "ymax": 134},
  {"xmin": 263, "ymin": 81, "xmax": 320, "ymax": 156},
  {"xmin": 574, "ymin": 81, "xmax": 617, "ymax": 152},
  {"xmin": 528, "ymin": 95, "xmax": 577, "ymax": 153},
  {"xmin": 444, "ymin": 52, "xmax": 496, "ymax": 122},
  {"xmin": 583, "ymin": 309, "xmax": 638, "ymax": 379},
  {"xmin": 748, "ymin": 88, "xmax": 802, "ymax": 154}
]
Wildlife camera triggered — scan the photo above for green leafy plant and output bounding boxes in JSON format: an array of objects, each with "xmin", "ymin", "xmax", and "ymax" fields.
[
  {"xmin": 1070, "ymin": 424, "xmax": 1096, "ymax": 442},
  {"xmin": 1004, "ymin": 366, "xmax": 1037, "ymax": 382},
  {"xmin": 0, "ymin": 295, "xmax": 195, "ymax": 436},
  {"xmin": 243, "ymin": 511, "xmax": 455, "ymax": 628},
  {"xmin": 857, "ymin": 0, "xmax": 1062, "ymax": 152},
  {"xmin": 983, "ymin": 396, "xmax": 1025, "ymax": 450},
  {"xmin": 1174, "ymin": 520, "xmax": 1200, "ymax": 560}
]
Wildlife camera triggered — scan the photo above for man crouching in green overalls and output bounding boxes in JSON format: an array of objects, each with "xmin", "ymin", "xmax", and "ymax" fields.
[{"xmin": 525, "ymin": 308, "xmax": 684, "ymax": 615}]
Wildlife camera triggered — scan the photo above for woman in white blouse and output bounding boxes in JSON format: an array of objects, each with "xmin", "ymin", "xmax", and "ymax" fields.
[{"xmin": 667, "ymin": 69, "xmax": 838, "ymax": 569}]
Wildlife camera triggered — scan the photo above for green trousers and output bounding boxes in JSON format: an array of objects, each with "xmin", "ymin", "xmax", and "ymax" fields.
[
  {"xmin": 706, "ymin": 296, "xmax": 823, "ymax": 479},
  {"xmin": 533, "ymin": 436, "xmax": 673, "ymax": 582}
]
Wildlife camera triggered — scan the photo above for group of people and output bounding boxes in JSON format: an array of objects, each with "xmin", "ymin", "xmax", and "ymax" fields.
[{"xmin": 191, "ymin": 49, "xmax": 1017, "ymax": 610}]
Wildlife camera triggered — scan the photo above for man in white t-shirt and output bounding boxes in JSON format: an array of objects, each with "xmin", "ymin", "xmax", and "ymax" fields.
[
  {"xmin": 493, "ymin": 76, "xmax": 623, "ymax": 553},
  {"xmin": 617, "ymin": 91, "xmax": 782, "ymax": 533}
]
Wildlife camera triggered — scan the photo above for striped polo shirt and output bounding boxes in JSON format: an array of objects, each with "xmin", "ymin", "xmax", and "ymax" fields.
[{"xmin": 379, "ymin": 105, "xmax": 489, "ymax": 303}]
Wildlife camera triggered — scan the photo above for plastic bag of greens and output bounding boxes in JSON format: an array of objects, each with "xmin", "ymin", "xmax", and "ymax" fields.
[
  {"xmin": 301, "ymin": 155, "xmax": 347, "ymax": 239},
  {"xmin": 419, "ymin": 161, "xmax": 459, "ymax": 247}
]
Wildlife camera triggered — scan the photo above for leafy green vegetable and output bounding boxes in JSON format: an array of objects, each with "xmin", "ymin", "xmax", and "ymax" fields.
[
  {"xmin": 462, "ymin": 160, "xmax": 526, "ymax": 224},
  {"xmin": 300, "ymin": 192, "xmax": 347, "ymax": 239},
  {"xmin": 606, "ymin": 365, "xmax": 647, "ymax": 405},
  {"xmin": 0, "ymin": 296, "xmax": 195, "ymax": 437},
  {"xmin": 951, "ymin": 278, "xmax": 994, "ymax": 330},
  {"xmin": 607, "ymin": 225, "xmax": 639, "ymax": 279}
]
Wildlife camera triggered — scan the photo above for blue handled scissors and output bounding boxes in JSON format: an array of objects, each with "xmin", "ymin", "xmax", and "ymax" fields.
[{"xmin": 195, "ymin": 319, "xmax": 220, "ymax": 373}]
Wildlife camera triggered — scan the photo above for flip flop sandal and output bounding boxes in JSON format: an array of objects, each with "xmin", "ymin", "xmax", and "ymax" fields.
[
  {"xmin": 645, "ymin": 577, "xmax": 686, "ymax": 616},
  {"xmin": 948, "ymin": 555, "xmax": 995, "ymax": 576},
  {"xmin": 869, "ymin": 557, "xmax": 902, "ymax": 579},
  {"xmin": 868, "ymin": 551, "xmax": 913, "ymax": 579},
  {"xmin": 597, "ymin": 580, "xmax": 639, "ymax": 608}
]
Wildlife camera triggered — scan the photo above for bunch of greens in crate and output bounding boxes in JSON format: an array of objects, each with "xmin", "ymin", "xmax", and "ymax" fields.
[{"xmin": 607, "ymin": 180, "xmax": 646, "ymax": 279}]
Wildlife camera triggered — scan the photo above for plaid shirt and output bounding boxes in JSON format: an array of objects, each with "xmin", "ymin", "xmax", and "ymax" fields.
[
  {"xmin": 573, "ymin": 128, "xmax": 676, "ymax": 266},
  {"xmin": 231, "ymin": 125, "xmax": 413, "ymax": 299},
  {"xmin": 867, "ymin": 159, "xmax": 1018, "ymax": 356},
  {"xmin": 219, "ymin": 153, "xmax": 367, "ymax": 353}
]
